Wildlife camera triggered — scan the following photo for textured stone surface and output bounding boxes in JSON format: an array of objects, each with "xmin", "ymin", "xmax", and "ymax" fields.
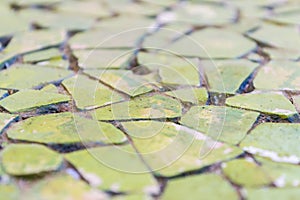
[{"xmin": 0, "ymin": 0, "xmax": 299, "ymax": 198}]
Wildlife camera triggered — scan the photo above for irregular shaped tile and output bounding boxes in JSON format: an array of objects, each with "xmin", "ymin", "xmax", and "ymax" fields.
[
  {"xmin": 85, "ymin": 70, "xmax": 153, "ymax": 96},
  {"xmin": 0, "ymin": 5, "xmax": 28, "ymax": 36},
  {"xmin": 142, "ymin": 25, "xmax": 191, "ymax": 49},
  {"xmin": 37, "ymin": 57, "xmax": 69, "ymax": 69},
  {"xmin": 180, "ymin": 106, "xmax": 259, "ymax": 145},
  {"xmin": 74, "ymin": 49, "xmax": 132, "ymax": 69},
  {"xmin": 137, "ymin": 52, "xmax": 199, "ymax": 86},
  {"xmin": 121, "ymin": 121, "xmax": 195, "ymax": 172},
  {"xmin": 264, "ymin": 47, "xmax": 300, "ymax": 60},
  {"xmin": 26, "ymin": 174, "xmax": 108, "ymax": 200},
  {"xmin": 234, "ymin": 1, "xmax": 282, "ymax": 8},
  {"xmin": 3, "ymin": 0, "xmax": 60, "ymax": 7},
  {"xmin": 65, "ymin": 147, "xmax": 158, "ymax": 193},
  {"xmin": 247, "ymin": 24, "xmax": 300, "ymax": 51},
  {"xmin": 200, "ymin": 60, "xmax": 258, "ymax": 94},
  {"xmin": 40, "ymin": 84, "xmax": 58, "ymax": 93},
  {"xmin": 1, "ymin": 144, "xmax": 63, "ymax": 176},
  {"xmin": 245, "ymin": 188, "xmax": 300, "ymax": 200},
  {"xmin": 224, "ymin": 0, "xmax": 271, "ymax": 18},
  {"xmin": 69, "ymin": 27, "xmax": 147, "ymax": 49},
  {"xmin": 94, "ymin": 15, "xmax": 155, "ymax": 30},
  {"xmin": 165, "ymin": 28, "xmax": 256, "ymax": 58},
  {"xmin": 271, "ymin": 2, "xmax": 300, "ymax": 14},
  {"xmin": 226, "ymin": 92, "xmax": 298, "ymax": 118},
  {"xmin": 170, "ymin": 2, "xmax": 236, "ymax": 26},
  {"xmin": 267, "ymin": 11, "xmax": 300, "ymax": 25},
  {"xmin": 0, "ymin": 113, "xmax": 17, "ymax": 134},
  {"xmin": 105, "ymin": 0, "xmax": 163, "ymax": 16},
  {"xmin": 57, "ymin": 0, "xmax": 111, "ymax": 18},
  {"xmin": 162, "ymin": 174, "xmax": 239, "ymax": 200},
  {"xmin": 0, "ymin": 90, "xmax": 70, "ymax": 113},
  {"xmin": 0, "ymin": 184, "xmax": 19, "ymax": 200},
  {"xmin": 254, "ymin": 61, "xmax": 300, "ymax": 91},
  {"xmin": 19, "ymin": 9, "xmax": 95, "ymax": 30},
  {"xmin": 137, "ymin": 52, "xmax": 190, "ymax": 69},
  {"xmin": 240, "ymin": 123, "xmax": 300, "ymax": 164},
  {"xmin": 0, "ymin": 64, "xmax": 72, "ymax": 90},
  {"xmin": 62, "ymin": 75, "xmax": 124, "ymax": 110},
  {"xmin": 122, "ymin": 121, "xmax": 242, "ymax": 176},
  {"xmin": 3, "ymin": 30, "xmax": 65, "ymax": 55},
  {"xmin": 222, "ymin": 158, "xmax": 271, "ymax": 187},
  {"xmin": 23, "ymin": 48, "xmax": 62, "ymax": 63},
  {"xmin": 92, "ymin": 94, "xmax": 182, "ymax": 121},
  {"xmin": 7, "ymin": 112, "xmax": 126, "ymax": 144},
  {"xmin": 159, "ymin": 64, "xmax": 200, "ymax": 86},
  {"xmin": 256, "ymin": 156, "xmax": 300, "ymax": 187},
  {"xmin": 139, "ymin": 71, "xmax": 162, "ymax": 89},
  {"xmin": 227, "ymin": 18, "xmax": 262, "ymax": 34},
  {"xmin": 165, "ymin": 87, "xmax": 208, "ymax": 104}
]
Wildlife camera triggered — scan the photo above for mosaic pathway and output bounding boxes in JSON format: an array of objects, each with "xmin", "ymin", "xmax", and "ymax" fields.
[{"xmin": 0, "ymin": 0, "xmax": 300, "ymax": 199}]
